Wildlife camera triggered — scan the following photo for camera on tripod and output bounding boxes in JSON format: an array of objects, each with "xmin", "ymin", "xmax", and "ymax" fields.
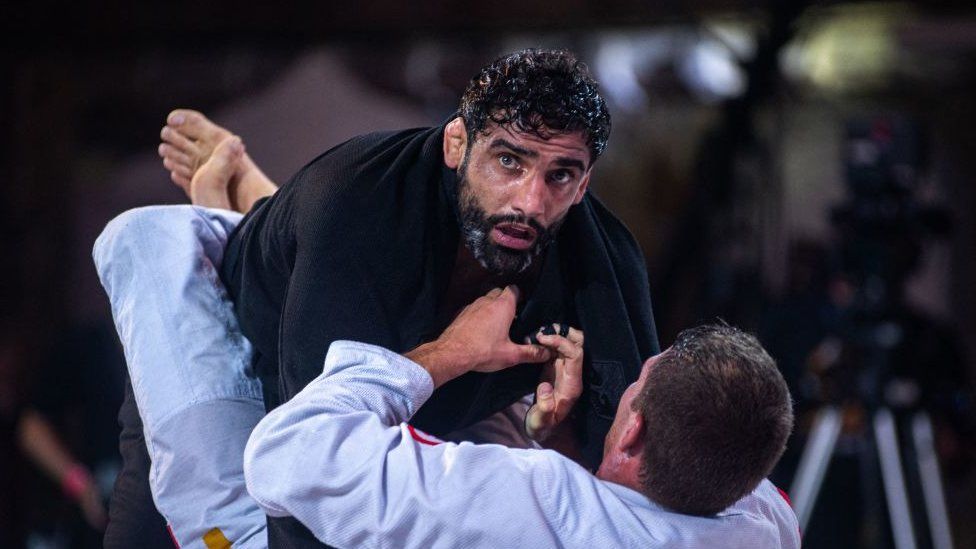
[
  {"xmin": 790, "ymin": 115, "xmax": 956, "ymax": 549},
  {"xmin": 835, "ymin": 116, "xmax": 950, "ymax": 302},
  {"xmin": 815, "ymin": 116, "xmax": 952, "ymax": 409}
]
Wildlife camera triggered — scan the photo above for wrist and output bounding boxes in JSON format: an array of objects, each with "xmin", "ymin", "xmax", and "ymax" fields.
[{"xmin": 404, "ymin": 340, "xmax": 467, "ymax": 389}]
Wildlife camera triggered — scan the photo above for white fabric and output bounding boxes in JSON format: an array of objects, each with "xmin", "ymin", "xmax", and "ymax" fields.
[
  {"xmin": 244, "ymin": 340, "xmax": 801, "ymax": 549},
  {"xmin": 92, "ymin": 205, "xmax": 540, "ymax": 549},
  {"xmin": 94, "ymin": 205, "xmax": 267, "ymax": 549}
]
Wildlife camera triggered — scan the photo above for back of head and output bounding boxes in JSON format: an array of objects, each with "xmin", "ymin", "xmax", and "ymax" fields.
[
  {"xmin": 635, "ymin": 324, "xmax": 793, "ymax": 516},
  {"xmin": 458, "ymin": 49, "xmax": 611, "ymax": 162}
]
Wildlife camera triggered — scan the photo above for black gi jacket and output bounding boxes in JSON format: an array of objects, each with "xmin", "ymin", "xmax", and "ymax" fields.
[{"xmin": 220, "ymin": 125, "xmax": 659, "ymax": 547}]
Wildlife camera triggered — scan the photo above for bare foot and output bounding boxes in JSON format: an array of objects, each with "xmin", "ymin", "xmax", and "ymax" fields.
[
  {"xmin": 158, "ymin": 109, "xmax": 232, "ymax": 192},
  {"xmin": 158, "ymin": 109, "xmax": 277, "ymax": 213},
  {"xmin": 188, "ymin": 136, "xmax": 244, "ymax": 210}
]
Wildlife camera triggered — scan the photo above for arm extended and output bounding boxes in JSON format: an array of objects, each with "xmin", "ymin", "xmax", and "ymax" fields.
[{"xmin": 243, "ymin": 290, "xmax": 570, "ymax": 547}]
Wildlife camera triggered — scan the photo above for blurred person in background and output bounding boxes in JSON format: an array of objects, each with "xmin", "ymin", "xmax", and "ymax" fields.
[{"xmin": 17, "ymin": 321, "xmax": 125, "ymax": 548}]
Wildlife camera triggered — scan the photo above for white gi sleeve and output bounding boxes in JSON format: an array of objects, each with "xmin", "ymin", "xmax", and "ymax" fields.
[
  {"xmin": 244, "ymin": 340, "xmax": 801, "ymax": 549},
  {"xmin": 243, "ymin": 341, "xmax": 569, "ymax": 548}
]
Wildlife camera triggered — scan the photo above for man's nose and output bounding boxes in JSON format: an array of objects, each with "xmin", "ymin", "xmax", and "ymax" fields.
[{"xmin": 511, "ymin": 172, "xmax": 546, "ymax": 219}]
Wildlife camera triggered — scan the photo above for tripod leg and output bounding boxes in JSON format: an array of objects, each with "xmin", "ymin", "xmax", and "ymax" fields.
[
  {"xmin": 874, "ymin": 408, "xmax": 917, "ymax": 549},
  {"xmin": 790, "ymin": 406, "xmax": 843, "ymax": 531},
  {"xmin": 911, "ymin": 412, "xmax": 954, "ymax": 549}
]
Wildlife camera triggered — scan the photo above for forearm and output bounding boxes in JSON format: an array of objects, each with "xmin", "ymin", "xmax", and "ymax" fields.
[
  {"xmin": 244, "ymin": 342, "xmax": 433, "ymax": 528},
  {"xmin": 243, "ymin": 340, "xmax": 566, "ymax": 547},
  {"xmin": 403, "ymin": 340, "xmax": 473, "ymax": 389},
  {"xmin": 18, "ymin": 410, "xmax": 80, "ymax": 484}
]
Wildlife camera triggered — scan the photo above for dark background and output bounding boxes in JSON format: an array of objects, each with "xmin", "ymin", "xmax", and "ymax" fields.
[{"xmin": 2, "ymin": 1, "xmax": 975, "ymax": 547}]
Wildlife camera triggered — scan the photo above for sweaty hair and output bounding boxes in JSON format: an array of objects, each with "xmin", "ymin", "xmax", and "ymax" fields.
[
  {"xmin": 458, "ymin": 49, "xmax": 611, "ymax": 162},
  {"xmin": 634, "ymin": 324, "xmax": 793, "ymax": 516}
]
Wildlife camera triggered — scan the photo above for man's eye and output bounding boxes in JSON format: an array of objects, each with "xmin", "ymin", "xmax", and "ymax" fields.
[
  {"xmin": 499, "ymin": 154, "xmax": 517, "ymax": 169},
  {"xmin": 550, "ymin": 170, "xmax": 576, "ymax": 184}
]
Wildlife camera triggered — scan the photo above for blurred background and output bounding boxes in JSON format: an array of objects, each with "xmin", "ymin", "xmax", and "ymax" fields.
[{"xmin": 2, "ymin": 1, "xmax": 975, "ymax": 547}]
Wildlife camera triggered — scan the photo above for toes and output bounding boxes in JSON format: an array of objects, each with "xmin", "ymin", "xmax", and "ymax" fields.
[
  {"xmin": 160, "ymin": 126, "xmax": 197, "ymax": 154},
  {"xmin": 163, "ymin": 158, "xmax": 193, "ymax": 179},
  {"xmin": 167, "ymin": 108, "xmax": 228, "ymax": 143},
  {"xmin": 170, "ymin": 170, "xmax": 191, "ymax": 190},
  {"xmin": 166, "ymin": 109, "xmax": 204, "ymax": 130},
  {"xmin": 158, "ymin": 143, "xmax": 191, "ymax": 166}
]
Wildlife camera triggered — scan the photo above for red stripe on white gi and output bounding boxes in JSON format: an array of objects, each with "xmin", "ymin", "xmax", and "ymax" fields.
[
  {"xmin": 407, "ymin": 424, "xmax": 443, "ymax": 446},
  {"xmin": 167, "ymin": 524, "xmax": 180, "ymax": 548},
  {"xmin": 776, "ymin": 486, "xmax": 792, "ymax": 507}
]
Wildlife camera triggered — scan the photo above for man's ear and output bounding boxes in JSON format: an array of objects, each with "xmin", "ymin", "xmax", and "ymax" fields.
[
  {"xmin": 618, "ymin": 412, "xmax": 646, "ymax": 457},
  {"xmin": 572, "ymin": 170, "xmax": 592, "ymax": 205},
  {"xmin": 443, "ymin": 117, "xmax": 468, "ymax": 170}
]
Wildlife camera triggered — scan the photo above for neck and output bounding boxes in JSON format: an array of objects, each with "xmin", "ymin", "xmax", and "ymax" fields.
[
  {"xmin": 595, "ymin": 454, "xmax": 644, "ymax": 494},
  {"xmin": 435, "ymin": 244, "xmax": 501, "ymax": 328},
  {"xmin": 444, "ymin": 243, "xmax": 497, "ymax": 307}
]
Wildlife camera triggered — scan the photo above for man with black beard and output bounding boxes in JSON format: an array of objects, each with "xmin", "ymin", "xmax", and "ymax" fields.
[{"xmin": 132, "ymin": 49, "xmax": 660, "ymax": 548}]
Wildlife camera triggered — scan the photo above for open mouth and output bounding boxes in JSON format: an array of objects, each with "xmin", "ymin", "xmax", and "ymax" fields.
[{"xmin": 492, "ymin": 223, "xmax": 538, "ymax": 251}]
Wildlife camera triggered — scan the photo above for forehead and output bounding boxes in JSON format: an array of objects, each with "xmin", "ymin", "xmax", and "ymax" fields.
[{"xmin": 473, "ymin": 122, "xmax": 590, "ymax": 162}]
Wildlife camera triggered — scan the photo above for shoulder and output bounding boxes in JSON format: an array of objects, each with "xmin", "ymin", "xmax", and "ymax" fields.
[
  {"xmin": 724, "ymin": 480, "xmax": 801, "ymax": 549},
  {"xmin": 289, "ymin": 126, "xmax": 442, "ymax": 187},
  {"xmin": 277, "ymin": 126, "xmax": 444, "ymax": 226},
  {"xmin": 749, "ymin": 479, "xmax": 797, "ymax": 519}
]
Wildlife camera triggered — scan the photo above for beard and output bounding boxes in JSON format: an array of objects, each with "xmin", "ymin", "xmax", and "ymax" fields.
[{"xmin": 456, "ymin": 171, "xmax": 564, "ymax": 278}]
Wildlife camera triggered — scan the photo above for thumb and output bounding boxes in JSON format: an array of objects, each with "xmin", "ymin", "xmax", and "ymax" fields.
[
  {"xmin": 503, "ymin": 284, "xmax": 521, "ymax": 303},
  {"xmin": 526, "ymin": 382, "xmax": 556, "ymax": 441},
  {"xmin": 508, "ymin": 343, "xmax": 552, "ymax": 365},
  {"xmin": 535, "ymin": 382, "xmax": 555, "ymax": 411}
]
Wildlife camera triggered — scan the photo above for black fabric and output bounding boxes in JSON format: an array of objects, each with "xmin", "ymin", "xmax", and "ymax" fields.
[
  {"xmin": 104, "ymin": 378, "xmax": 174, "ymax": 549},
  {"xmin": 221, "ymin": 124, "xmax": 659, "ymax": 548}
]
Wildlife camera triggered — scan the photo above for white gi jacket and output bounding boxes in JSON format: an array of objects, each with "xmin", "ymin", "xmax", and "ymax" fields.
[
  {"xmin": 244, "ymin": 341, "xmax": 801, "ymax": 549},
  {"xmin": 96, "ymin": 204, "xmax": 798, "ymax": 548}
]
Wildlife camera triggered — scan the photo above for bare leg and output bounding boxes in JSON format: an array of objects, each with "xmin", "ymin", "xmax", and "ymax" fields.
[{"xmin": 158, "ymin": 109, "xmax": 277, "ymax": 213}]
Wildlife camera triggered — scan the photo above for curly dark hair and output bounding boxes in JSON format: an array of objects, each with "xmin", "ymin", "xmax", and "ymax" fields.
[
  {"xmin": 458, "ymin": 49, "xmax": 611, "ymax": 162},
  {"xmin": 634, "ymin": 324, "xmax": 794, "ymax": 516}
]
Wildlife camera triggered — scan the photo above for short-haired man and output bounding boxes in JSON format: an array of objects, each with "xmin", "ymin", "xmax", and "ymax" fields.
[
  {"xmin": 243, "ymin": 286, "xmax": 799, "ymax": 547},
  {"xmin": 113, "ymin": 49, "xmax": 660, "ymax": 547}
]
